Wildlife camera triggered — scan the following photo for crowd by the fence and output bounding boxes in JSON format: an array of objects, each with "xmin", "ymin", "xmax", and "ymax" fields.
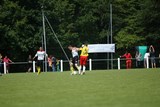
[
  {"xmin": 0, "ymin": 45, "xmax": 159, "ymax": 75},
  {"xmin": 119, "ymin": 45, "xmax": 157, "ymax": 69},
  {"xmin": 0, "ymin": 52, "xmax": 61, "ymax": 75}
]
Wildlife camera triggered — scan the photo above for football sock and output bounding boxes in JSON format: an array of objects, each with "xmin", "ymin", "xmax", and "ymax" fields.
[
  {"xmin": 37, "ymin": 67, "xmax": 41, "ymax": 75},
  {"xmin": 83, "ymin": 66, "xmax": 86, "ymax": 72},
  {"xmin": 70, "ymin": 66, "xmax": 74, "ymax": 73},
  {"xmin": 79, "ymin": 65, "xmax": 81, "ymax": 74}
]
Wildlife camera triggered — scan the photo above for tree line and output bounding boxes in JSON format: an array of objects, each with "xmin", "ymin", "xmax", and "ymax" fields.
[{"xmin": 0, "ymin": 0, "xmax": 160, "ymax": 61}]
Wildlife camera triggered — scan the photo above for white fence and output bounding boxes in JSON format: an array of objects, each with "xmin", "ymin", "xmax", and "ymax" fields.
[{"xmin": 1, "ymin": 57, "xmax": 158, "ymax": 74}]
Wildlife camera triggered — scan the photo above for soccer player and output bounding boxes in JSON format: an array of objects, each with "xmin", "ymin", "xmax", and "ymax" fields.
[
  {"xmin": 68, "ymin": 45, "xmax": 79, "ymax": 75},
  {"xmin": 120, "ymin": 51, "xmax": 132, "ymax": 69},
  {"xmin": 79, "ymin": 44, "xmax": 89, "ymax": 75},
  {"xmin": 33, "ymin": 47, "xmax": 47, "ymax": 75}
]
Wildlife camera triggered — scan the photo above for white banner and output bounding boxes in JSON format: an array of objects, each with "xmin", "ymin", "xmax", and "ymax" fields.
[{"xmin": 88, "ymin": 44, "xmax": 115, "ymax": 53}]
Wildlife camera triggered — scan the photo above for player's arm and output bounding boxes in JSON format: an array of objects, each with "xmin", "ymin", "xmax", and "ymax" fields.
[
  {"xmin": 9, "ymin": 58, "xmax": 13, "ymax": 63},
  {"xmin": 78, "ymin": 47, "xmax": 82, "ymax": 51},
  {"xmin": 120, "ymin": 54, "xmax": 126, "ymax": 58},
  {"xmin": 33, "ymin": 53, "xmax": 37, "ymax": 60}
]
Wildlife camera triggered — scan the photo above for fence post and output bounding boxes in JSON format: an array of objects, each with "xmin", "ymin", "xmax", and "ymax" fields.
[
  {"xmin": 118, "ymin": 58, "xmax": 120, "ymax": 70},
  {"xmin": 33, "ymin": 61, "xmax": 36, "ymax": 73},
  {"xmin": 89, "ymin": 59, "xmax": 92, "ymax": 71},
  {"xmin": 60, "ymin": 60, "xmax": 63, "ymax": 72},
  {"xmin": 146, "ymin": 57, "xmax": 149, "ymax": 69},
  {"xmin": 4, "ymin": 62, "xmax": 6, "ymax": 74}
]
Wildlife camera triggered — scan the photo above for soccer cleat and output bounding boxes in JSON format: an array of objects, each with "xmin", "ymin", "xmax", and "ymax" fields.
[{"xmin": 81, "ymin": 72, "xmax": 85, "ymax": 75}]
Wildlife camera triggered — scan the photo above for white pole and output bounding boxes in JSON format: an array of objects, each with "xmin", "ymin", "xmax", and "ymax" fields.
[
  {"xmin": 60, "ymin": 60, "xmax": 63, "ymax": 72},
  {"xmin": 4, "ymin": 62, "xmax": 6, "ymax": 74},
  {"xmin": 118, "ymin": 58, "xmax": 120, "ymax": 70},
  {"xmin": 89, "ymin": 59, "xmax": 92, "ymax": 71},
  {"xmin": 33, "ymin": 61, "xmax": 36, "ymax": 73},
  {"xmin": 147, "ymin": 57, "xmax": 149, "ymax": 69}
]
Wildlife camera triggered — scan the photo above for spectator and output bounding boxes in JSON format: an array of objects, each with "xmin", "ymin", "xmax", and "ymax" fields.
[
  {"xmin": 135, "ymin": 51, "xmax": 142, "ymax": 68},
  {"xmin": 149, "ymin": 45, "xmax": 156, "ymax": 68},
  {"xmin": 120, "ymin": 51, "xmax": 132, "ymax": 69},
  {"xmin": 159, "ymin": 53, "xmax": 160, "ymax": 66},
  {"xmin": 0, "ymin": 53, "xmax": 2, "ymax": 76},
  {"xmin": 144, "ymin": 52, "xmax": 150, "ymax": 68},
  {"xmin": 3, "ymin": 55, "xmax": 13, "ymax": 73},
  {"xmin": 56, "ymin": 59, "xmax": 60, "ymax": 72},
  {"xmin": 48, "ymin": 55, "xmax": 52, "ymax": 71},
  {"xmin": 27, "ymin": 55, "xmax": 32, "ymax": 72},
  {"xmin": 52, "ymin": 55, "xmax": 56, "ymax": 72}
]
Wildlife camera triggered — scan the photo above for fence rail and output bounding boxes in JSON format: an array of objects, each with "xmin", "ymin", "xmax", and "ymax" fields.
[{"xmin": 1, "ymin": 57, "xmax": 159, "ymax": 74}]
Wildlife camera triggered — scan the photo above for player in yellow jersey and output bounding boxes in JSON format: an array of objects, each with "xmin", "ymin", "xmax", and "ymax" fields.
[{"xmin": 79, "ymin": 44, "xmax": 89, "ymax": 75}]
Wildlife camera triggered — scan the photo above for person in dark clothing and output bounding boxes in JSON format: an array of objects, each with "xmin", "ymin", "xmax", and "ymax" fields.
[{"xmin": 149, "ymin": 45, "xmax": 156, "ymax": 68}]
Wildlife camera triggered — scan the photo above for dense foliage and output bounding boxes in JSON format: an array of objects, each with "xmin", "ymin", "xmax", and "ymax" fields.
[{"xmin": 0, "ymin": 0, "xmax": 160, "ymax": 60}]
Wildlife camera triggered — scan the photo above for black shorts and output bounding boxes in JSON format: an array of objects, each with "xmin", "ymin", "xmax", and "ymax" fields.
[
  {"xmin": 72, "ymin": 56, "xmax": 79, "ymax": 65},
  {"xmin": 37, "ymin": 60, "xmax": 44, "ymax": 69}
]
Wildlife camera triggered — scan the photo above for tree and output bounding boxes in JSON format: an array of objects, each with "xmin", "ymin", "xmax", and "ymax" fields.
[
  {"xmin": 115, "ymin": 30, "xmax": 144, "ymax": 49},
  {"xmin": 113, "ymin": 0, "xmax": 146, "ymax": 49}
]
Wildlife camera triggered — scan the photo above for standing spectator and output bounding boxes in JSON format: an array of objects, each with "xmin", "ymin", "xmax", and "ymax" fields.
[
  {"xmin": 33, "ymin": 47, "xmax": 47, "ymax": 75},
  {"xmin": 135, "ymin": 51, "xmax": 142, "ymax": 68},
  {"xmin": 68, "ymin": 45, "xmax": 79, "ymax": 74},
  {"xmin": 149, "ymin": 45, "xmax": 156, "ymax": 68},
  {"xmin": 3, "ymin": 55, "xmax": 13, "ymax": 73},
  {"xmin": 0, "ymin": 53, "xmax": 2, "ymax": 76},
  {"xmin": 144, "ymin": 52, "xmax": 150, "ymax": 68},
  {"xmin": 52, "ymin": 55, "xmax": 56, "ymax": 72},
  {"xmin": 159, "ymin": 53, "xmax": 160, "ymax": 67},
  {"xmin": 120, "ymin": 51, "xmax": 132, "ymax": 69},
  {"xmin": 79, "ymin": 44, "xmax": 89, "ymax": 75},
  {"xmin": 48, "ymin": 55, "xmax": 52, "ymax": 71},
  {"xmin": 56, "ymin": 59, "xmax": 60, "ymax": 72},
  {"xmin": 27, "ymin": 55, "xmax": 32, "ymax": 72}
]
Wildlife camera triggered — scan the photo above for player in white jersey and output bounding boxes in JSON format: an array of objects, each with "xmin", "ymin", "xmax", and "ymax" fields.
[
  {"xmin": 33, "ymin": 47, "xmax": 47, "ymax": 75},
  {"xmin": 68, "ymin": 45, "xmax": 79, "ymax": 75}
]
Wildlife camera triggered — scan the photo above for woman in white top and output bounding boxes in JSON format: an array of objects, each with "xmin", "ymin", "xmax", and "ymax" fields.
[{"xmin": 144, "ymin": 52, "xmax": 150, "ymax": 68}]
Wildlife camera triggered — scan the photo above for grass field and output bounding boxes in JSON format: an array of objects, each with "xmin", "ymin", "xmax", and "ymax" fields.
[{"xmin": 0, "ymin": 69, "xmax": 160, "ymax": 107}]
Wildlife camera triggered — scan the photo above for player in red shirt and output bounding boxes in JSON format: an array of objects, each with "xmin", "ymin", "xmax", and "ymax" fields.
[{"xmin": 120, "ymin": 51, "xmax": 132, "ymax": 69}]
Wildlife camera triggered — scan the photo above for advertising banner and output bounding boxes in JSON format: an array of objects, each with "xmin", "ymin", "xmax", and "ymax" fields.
[{"xmin": 88, "ymin": 44, "xmax": 115, "ymax": 53}]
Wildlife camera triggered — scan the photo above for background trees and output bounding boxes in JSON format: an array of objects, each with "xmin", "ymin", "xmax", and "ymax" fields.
[{"xmin": 0, "ymin": 0, "xmax": 160, "ymax": 60}]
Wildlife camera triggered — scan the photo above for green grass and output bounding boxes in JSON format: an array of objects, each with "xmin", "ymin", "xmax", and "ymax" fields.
[{"xmin": 0, "ymin": 69, "xmax": 160, "ymax": 107}]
